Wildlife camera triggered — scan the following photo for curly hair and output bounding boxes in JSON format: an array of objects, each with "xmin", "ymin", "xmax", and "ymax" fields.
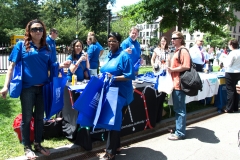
[
  {"xmin": 24, "ymin": 19, "xmax": 48, "ymax": 52},
  {"xmin": 69, "ymin": 39, "xmax": 84, "ymax": 60}
]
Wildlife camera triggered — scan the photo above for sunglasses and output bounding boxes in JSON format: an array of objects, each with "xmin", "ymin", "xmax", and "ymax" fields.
[
  {"xmin": 171, "ymin": 37, "xmax": 181, "ymax": 40},
  {"xmin": 30, "ymin": 27, "xmax": 44, "ymax": 32},
  {"xmin": 108, "ymin": 40, "xmax": 118, "ymax": 43}
]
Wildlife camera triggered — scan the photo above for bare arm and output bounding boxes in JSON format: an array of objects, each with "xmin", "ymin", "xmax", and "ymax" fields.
[
  {"xmin": 151, "ymin": 52, "xmax": 157, "ymax": 68},
  {"xmin": 99, "ymin": 50, "xmax": 104, "ymax": 57},
  {"xmin": 0, "ymin": 62, "xmax": 15, "ymax": 99}
]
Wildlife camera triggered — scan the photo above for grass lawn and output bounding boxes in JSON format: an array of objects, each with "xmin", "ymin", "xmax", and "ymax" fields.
[{"xmin": 0, "ymin": 65, "xmax": 219, "ymax": 159}]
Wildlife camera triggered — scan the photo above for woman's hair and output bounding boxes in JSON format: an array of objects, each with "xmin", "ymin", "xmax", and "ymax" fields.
[
  {"xmin": 69, "ymin": 39, "xmax": 84, "ymax": 60},
  {"xmin": 172, "ymin": 31, "xmax": 186, "ymax": 46},
  {"xmin": 229, "ymin": 39, "xmax": 239, "ymax": 49},
  {"xmin": 24, "ymin": 19, "xmax": 48, "ymax": 52},
  {"xmin": 87, "ymin": 36, "xmax": 97, "ymax": 44},
  {"xmin": 108, "ymin": 32, "xmax": 122, "ymax": 45},
  {"xmin": 158, "ymin": 36, "xmax": 169, "ymax": 50}
]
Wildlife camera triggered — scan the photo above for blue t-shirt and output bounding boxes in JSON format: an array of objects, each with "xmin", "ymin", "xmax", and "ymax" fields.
[
  {"xmin": 66, "ymin": 53, "xmax": 87, "ymax": 81},
  {"xmin": 100, "ymin": 47, "xmax": 135, "ymax": 105},
  {"xmin": 96, "ymin": 42, "xmax": 103, "ymax": 51},
  {"xmin": 46, "ymin": 35, "xmax": 57, "ymax": 62},
  {"xmin": 121, "ymin": 37, "xmax": 141, "ymax": 69},
  {"xmin": 9, "ymin": 41, "xmax": 53, "ymax": 88},
  {"xmin": 87, "ymin": 43, "xmax": 100, "ymax": 69}
]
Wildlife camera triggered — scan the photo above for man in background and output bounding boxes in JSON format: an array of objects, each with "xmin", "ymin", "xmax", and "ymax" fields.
[
  {"xmin": 189, "ymin": 37, "xmax": 206, "ymax": 72},
  {"xmin": 121, "ymin": 26, "xmax": 141, "ymax": 75},
  {"xmin": 46, "ymin": 28, "xmax": 58, "ymax": 62}
]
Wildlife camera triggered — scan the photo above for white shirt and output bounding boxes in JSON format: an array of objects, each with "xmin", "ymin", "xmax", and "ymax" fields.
[
  {"xmin": 189, "ymin": 45, "xmax": 205, "ymax": 65},
  {"xmin": 224, "ymin": 49, "xmax": 240, "ymax": 73}
]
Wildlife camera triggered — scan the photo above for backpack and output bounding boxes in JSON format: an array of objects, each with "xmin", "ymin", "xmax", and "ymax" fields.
[
  {"xmin": 178, "ymin": 48, "xmax": 203, "ymax": 96},
  {"xmin": 13, "ymin": 114, "xmax": 34, "ymax": 143}
]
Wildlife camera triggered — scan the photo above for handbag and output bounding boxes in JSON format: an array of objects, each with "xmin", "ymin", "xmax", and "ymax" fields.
[
  {"xmin": 44, "ymin": 69, "xmax": 68, "ymax": 119},
  {"xmin": 178, "ymin": 48, "xmax": 203, "ymax": 96},
  {"xmin": 9, "ymin": 61, "xmax": 22, "ymax": 98},
  {"xmin": 74, "ymin": 127, "xmax": 92, "ymax": 151},
  {"xmin": 157, "ymin": 70, "xmax": 173, "ymax": 94},
  {"xmin": 43, "ymin": 117, "xmax": 63, "ymax": 139},
  {"xmin": 73, "ymin": 76, "xmax": 104, "ymax": 118},
  {"xmin": 9, "ymin": 42, "xmax": 24, "ymax": 98}
]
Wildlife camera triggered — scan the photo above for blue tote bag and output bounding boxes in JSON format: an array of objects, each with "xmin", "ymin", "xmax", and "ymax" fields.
[
  {"xmin": 9, "ymin": 61, "xmax": 22, "ymax": 98},
  {"xmin": 73, "ymin": 76, "xmax": 104, "ymax": 119},
  {"xmin": 44, "ymin": 69, "xmax": 68, "ymax": 119},
  {"xmin": 95, "ymin": 95, "xmax": 126, "ymax": 131}
]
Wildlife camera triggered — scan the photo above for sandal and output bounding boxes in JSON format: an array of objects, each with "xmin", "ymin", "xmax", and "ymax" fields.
[
  {"xmin": 102, "ymin": 153, "xmax": 115, "ymax": 160},
  {"xmin": 34, "ymin": 143, "xmax": 50, "ymax": 156},
  {"xmin": 24, "ymin": 146, "xmax": 37, "ymax": 160},
  {"xmin": 168, "ymin": 127, "xmax": 175, "ymax": 134}
]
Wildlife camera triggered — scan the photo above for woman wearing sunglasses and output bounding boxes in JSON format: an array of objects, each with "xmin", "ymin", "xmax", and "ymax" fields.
[
  {"xmin": 0, "ymin": 19, "xmax": 71, "ymax": 159},
  {"xmin": 100, "ymin": 32, "xmax": 135, "ymax": 160}
]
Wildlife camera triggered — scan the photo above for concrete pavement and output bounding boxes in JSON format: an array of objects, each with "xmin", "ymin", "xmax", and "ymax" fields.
[
  {"xmin": 88, "ymin": 111, "xmax": 240, "ymax": 160},
  {"xmin": 8, "ymin": 107, "xmax": 240, "ymax": 160}
]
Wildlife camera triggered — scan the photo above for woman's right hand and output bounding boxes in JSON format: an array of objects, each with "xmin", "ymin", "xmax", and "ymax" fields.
[{"xmin": 0, "ymin": 87, "xmax": 8, "ymax": 99}]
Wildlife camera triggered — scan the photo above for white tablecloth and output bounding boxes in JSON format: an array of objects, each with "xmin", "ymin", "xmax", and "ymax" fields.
[{"xmin": 168, "ymin": 73, "xmax": 219, "ymax": 105}]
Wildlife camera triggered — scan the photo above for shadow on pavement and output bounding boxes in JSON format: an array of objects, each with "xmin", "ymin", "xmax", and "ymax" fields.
[
  {"xmin": 115, "ymin": 147, "xmax": 167, "ymax": 160},
  {"xmin": 186, "ymin": 126, "xmax": 220, "ymax": 143}
]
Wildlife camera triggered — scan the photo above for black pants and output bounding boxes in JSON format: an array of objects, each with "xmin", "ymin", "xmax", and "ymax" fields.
[
  {"xmin": 193, "ymin": 63, "xmax": 204, "ymax": 72},
  {"xmin": 106, "ymin": 130, "xmax": 120, "ymax": 155},
  {"xmin": 156, "ymin": 92, "xmax": 166, "ymax": 123},
  {"xmin": 225, "ymin": 72, "xmax": 240, "ymax": 112},
  {"xmin": 106, "ymin": 105, "xmax": 128, "ymax": 155}
]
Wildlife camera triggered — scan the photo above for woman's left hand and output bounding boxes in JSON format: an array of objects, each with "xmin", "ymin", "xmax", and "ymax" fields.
[{"xmin": 60, "ymin": 60, "xmax": 71, "ymax": 68}]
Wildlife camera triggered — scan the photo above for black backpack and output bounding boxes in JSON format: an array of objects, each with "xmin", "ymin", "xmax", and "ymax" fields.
[{"xmin": 178, "ymin": 48, "xmax": 203, "ymax": 96}]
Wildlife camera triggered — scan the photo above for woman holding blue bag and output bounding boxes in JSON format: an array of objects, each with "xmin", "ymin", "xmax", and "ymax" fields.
[
  {"xmin": 66, "ymin": 39, "xmax": 90, "ymax": 82},
  {"xmin": 100, "ymin": 32, "xmax": 135, "ymax": 160},
  {"xmin": 0, "ymin": 19, "xmax": 71, "ymax": 159}
]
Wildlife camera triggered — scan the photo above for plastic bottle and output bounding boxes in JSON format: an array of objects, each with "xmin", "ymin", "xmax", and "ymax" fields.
[{"xmin": 72, "ymin": 74, "xmax": 77, "ymax": 85}]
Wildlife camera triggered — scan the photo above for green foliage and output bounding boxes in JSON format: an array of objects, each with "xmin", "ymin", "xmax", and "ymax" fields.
[
  {"xmin": 111, "ymin": 18, "xmax": 135, "ymax": 41},
  {"xmin": 78, "ymin": 0, "xmax": 116, "ymax": 33},
  {"xmin": 150, "ymin": 37, "xmax": 159, "ymax": 46},
  {"xmin": 142, "ymin": 0, "xmax": 240, "ymax": 36},
  {"xmin": 54, "ymin": 17, "xmax": 89, "ymax": 45}
]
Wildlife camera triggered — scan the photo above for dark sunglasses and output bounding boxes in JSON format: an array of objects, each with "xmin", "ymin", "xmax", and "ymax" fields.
[
  {"xmin": 108, "ymin": 40, "xmax": 118, "ymax": 43},
  {"xmin": 30, "ymin": 27, "xmax": 44, "ymax": 32},
  {"xmin": 171, "ymin": 37, "xmax": 181, "ymax": 40}
]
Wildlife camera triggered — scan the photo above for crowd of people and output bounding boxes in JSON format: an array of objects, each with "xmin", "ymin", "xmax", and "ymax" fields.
[{"xmin": 0, "ymin": 18, "xmax": 240, "ymax": 160}]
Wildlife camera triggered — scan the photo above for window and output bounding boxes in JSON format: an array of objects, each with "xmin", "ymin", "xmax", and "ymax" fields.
[
  {"xmin": 233, "ymin": 35, "xmax": 235, "ymax": 38},
  {"xmin": 234, "ymin": 26, "xmax": 236, "ymax": 33},
  {"xmin": 184, "ymin": 35, "xmax": 186, "ymax": 40},
  {"xmin": 238, "ymin": 36, "xmax": 240, "ymax": 43},
  {"xmin": 146, "ymin": 32, "xmax": 149, "ymax": 36},
  {"xmin": 230, "ymin": 26, "xmax": 232, "ymax": 31},
  {"xmin": 239, "ymin": 26, "xmax": 240, "ymax": 32},
  {"xmin": 197, "ymin": 35, "xmax": 200, "ymax": 37},
  {"xmin": 140, "ymin": 32, "xmax": 142, "ymax": 38},
  {"xmin": 190, "ymin": 35, "xmax": 194, "ymax": 40}
]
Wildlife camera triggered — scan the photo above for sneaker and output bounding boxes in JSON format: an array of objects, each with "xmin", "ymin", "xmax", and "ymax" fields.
[
  {"xmin": 168, "ymin": 134, "xmax": 183, "ymax": 140},
  {"xmin": 24, "ymin": 146, "xmax": 37, "ymax": 159}
]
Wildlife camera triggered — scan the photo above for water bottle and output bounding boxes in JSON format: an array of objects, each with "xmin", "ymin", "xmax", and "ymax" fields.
[{"xmin": 72, "ymin": 74, "xmax": 77, "ymax": 85}]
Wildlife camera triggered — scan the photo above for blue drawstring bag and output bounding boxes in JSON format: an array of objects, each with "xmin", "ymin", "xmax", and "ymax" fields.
[{"xmin": 9, "ymin": 61, "xmax": 22, "ymax": 98}]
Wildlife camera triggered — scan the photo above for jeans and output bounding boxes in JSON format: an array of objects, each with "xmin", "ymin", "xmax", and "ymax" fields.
[
  {"xmin": 20, "ymin": 86, "xmax": 44, "ymax": 146},
  {"xmin": 172, "ymin": 90, "xmax": 186, "ymax": 138}
]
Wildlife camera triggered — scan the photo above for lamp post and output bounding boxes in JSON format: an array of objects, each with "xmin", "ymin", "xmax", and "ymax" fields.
[
  {"xmin": 106, "ymin": 2, "xmax": 112, "ymax": 36},
  {"xmin": 155, "ymin": 16, "xmax": 163, "ymax": 39},
  {"xmin": 176, "ymin": 8, "xmax": 179, "ymax": 31}
]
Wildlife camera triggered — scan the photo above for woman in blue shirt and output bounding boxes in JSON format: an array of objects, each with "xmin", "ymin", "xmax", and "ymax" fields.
[
  {"xmin": 67, "ymin": 39, "xmax": 90, "ymax": 81},
  {"xmin": 0, "ymin": 19, "xmax": 70, "ymax": 159},
  {"xmin": 100, "ymin": 32, "xmax": 135, "ymax": 160},
  {"xmin": 87, "ymin": 36, "xmax": 100, "ymax": 76}
]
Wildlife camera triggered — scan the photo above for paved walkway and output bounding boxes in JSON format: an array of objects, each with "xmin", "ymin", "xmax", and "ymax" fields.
[{"xmin": 89, "ymin": 112, "xmax": 240, "ymax": 160}]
